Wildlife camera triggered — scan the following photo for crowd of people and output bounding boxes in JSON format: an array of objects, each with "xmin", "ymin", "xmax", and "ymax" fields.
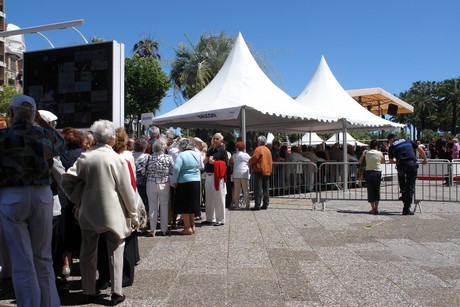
[
  {"xmin": 0, "ymin": 94, "xmax": 446, "ymax": 306},
  {"xmin": 0, "ymin": 94, "xmax": 275, "ymax": 305}
]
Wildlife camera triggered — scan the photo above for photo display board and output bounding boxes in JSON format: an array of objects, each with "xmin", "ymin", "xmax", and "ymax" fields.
[{"xmin": 23, "ymin": 41, "xmax": 124, "ymax": 129}]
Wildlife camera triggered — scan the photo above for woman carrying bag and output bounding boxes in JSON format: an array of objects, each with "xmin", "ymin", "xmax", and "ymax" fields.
[{"xmin": 358, "ymin": 140, "xmax": 385, "ymax": 215}]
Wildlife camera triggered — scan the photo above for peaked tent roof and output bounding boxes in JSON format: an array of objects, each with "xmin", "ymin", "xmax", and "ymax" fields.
[
  {"xmin": 326, "ymin": 132, "xmax": 367, "ymax": 147},
  {"xmin": 295, "ymin": 56, "xmax": 404, "ymax": 133},
  {"xmin": 292, "ymin": 132, "xmax": 325, "ymax": 146},
  {"xmin": 152, "ymin": 33, "xmax": 333, "ymax": 133}
]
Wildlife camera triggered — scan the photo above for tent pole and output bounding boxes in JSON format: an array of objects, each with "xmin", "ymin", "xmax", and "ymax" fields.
[
  {"xmin": 342, "ymin": 121, "xmax": 348, "ymax": 192},
  {"xmin": 241, "ymin": 106, "xmax": 246, "ymax": 145}
]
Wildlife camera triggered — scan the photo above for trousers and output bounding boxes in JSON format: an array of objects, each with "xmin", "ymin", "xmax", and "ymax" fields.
[{"xmin": 0, "ymin": 186, "xmax": 60, "ymax": 307}]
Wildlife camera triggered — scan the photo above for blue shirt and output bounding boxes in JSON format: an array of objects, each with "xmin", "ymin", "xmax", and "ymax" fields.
[
  {"xmin": 388, "ymin": 139, "xmax": 418, "ymax": 164},
  {"xmin": 0, "ymin": 120, "xmax": 65, "ymax": 188},
  {"xmin": 172, "ymin": 150, "xmax": 202, "ymax": 184}
]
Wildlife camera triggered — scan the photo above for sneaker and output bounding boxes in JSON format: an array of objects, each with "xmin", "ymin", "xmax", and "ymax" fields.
[
  {"xmin": 214, "ymin": 222, "xmax": 225, "ymax": 226},
  {"xmin": 261, "ymin": 206, "xmax": 268, "ymax": 210},
  {"xmin": 251, "ymin": 207, "xmax": 261, "ymax": 211}
]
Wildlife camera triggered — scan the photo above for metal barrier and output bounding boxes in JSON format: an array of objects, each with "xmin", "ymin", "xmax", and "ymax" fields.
[{"xmin": 262, "ymin": 160, "xmax": 460, "ymax": 212}]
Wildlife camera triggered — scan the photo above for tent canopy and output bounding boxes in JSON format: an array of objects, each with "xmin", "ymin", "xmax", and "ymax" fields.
[
  {"xmin": 292, "ymin": 132, "xmax": 324, "ymax": 146},
  {"xmin": 152, "ymin": 33, "xmax": 333, "ymax": 134},
  {"xmin": 347, "ymin": 87, "xmax": 413, "ymax": 115},
  {"xmin": 326, "ymin": 132, "xmax": 367, "ymax": 147},
  {"xmin": 295, "ymin": 56, "xmax": 404, "ymax": 133}
]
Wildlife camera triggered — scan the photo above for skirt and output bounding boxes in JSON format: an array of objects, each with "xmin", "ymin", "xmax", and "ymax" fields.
[{"xmin": 173, "ymin": 181, "xmax": 201, "ymax": 216}]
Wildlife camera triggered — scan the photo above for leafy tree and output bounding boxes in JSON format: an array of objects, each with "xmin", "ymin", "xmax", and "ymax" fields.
[
  {"xmin": 170, "ymin": 32, "xmax": 235, "ymax": 103},
  {"xmin": 125, "ymin": 56, "xmax": 170, "ymax": 134},
  {"xmin": 132, "ymin": 35, "xmax": 161, "ymax": 60},
  {"xmin": 0, "ymin": 85, "xmax": 19, "ymax": 114},
  {"xmin": 437, "ymin": 78, "xmax": 460, "ymax": 135},
  {"xmin": 396, "ymin": 81, "xmax": 438, "ymax": 139}
]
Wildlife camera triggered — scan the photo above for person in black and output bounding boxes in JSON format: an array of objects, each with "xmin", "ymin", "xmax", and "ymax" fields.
[{"xmin": 388, "ymin": 133, "xmax": 428, "ymax": 215}]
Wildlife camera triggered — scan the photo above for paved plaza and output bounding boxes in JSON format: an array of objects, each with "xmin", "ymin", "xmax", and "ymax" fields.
[{"xmin": 2, "ymin": 198, "xmax": 460, "ymax": 306}]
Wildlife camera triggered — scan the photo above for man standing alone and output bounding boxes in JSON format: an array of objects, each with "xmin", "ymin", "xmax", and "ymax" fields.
[
  {"xmin": 388, "ymin": 133, "xmax": 427, "ymax": 215},
  {"xmin": 0, "ymin": 95, "xmax": 65, "ymax": 306},
  {"xmin": 249, "ymin": 136, "xmax": 273, "ymax": 210}
]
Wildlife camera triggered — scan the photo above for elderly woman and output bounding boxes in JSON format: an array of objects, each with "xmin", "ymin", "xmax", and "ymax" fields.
[
  {"xmin": 171, "ymin": 138, "xmax": 203, "ymax": 234},
  {"xmin": 142, "ymin": 137, "xmax": 174, "ymax": 237},
  {"xmin": 232, "ymin": 141, "xmax": 251, "ymax": 209},
  {"xmin": 61, "ymin": 120, "xmax": 138, "ymax": 305},
  {"xmin": 59, "ymin": 127, "xmax": 85, "ymax": 279}
]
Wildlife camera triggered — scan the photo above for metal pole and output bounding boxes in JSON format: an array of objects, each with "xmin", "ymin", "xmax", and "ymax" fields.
[
  {"xmin": 342, "ymin": 121, "xmax": 348, "ymax": 192},
  {"xmin": 241, "ymin": 106, "xmax": 246, "ymax": 145}
]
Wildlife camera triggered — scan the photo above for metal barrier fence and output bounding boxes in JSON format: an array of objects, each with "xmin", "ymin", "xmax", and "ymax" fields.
[{"xmin": 256, "ymin": 160, "xmax": 460, "ymax": 212}]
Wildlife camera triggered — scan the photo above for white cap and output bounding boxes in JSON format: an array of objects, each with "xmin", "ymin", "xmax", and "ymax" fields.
[
  {"xmin": 38, "ymin": 110, "xmax": 58, "ymax": 123},
  {"xmin": 193, "ymin": 137, "xmax": 204, "ymax": 143}
]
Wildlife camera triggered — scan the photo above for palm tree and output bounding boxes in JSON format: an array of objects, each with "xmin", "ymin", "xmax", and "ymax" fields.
[
  {"xmin": 437, "ymin": 78, "xmax": 460, "ymax": 135},
  {"xmin": 170, "ymin": 32, "xmax": 235, "ymax": 103},
  {"xmin": 132, "ymin": 35, "xmax": 161, "ymax": 60}
]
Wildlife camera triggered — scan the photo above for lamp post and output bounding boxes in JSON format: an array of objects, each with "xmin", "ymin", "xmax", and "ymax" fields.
[{"xmin": 0, "ymin": 19, "xmax": 88, "ymax": 47}]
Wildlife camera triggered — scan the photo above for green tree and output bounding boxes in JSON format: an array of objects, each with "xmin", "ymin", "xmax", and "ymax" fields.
[
  {"xmin": 437, "ymin": 78, "xmax": 460, "ymax": 135},
  {"xmin": 397, "ymin": 81, "xmax": 437, "ymax": 139},
  {"xmin": 132, "ymin": 36, "xmax": 161, "ymax": 60},
  {"xmin": 125, "ymin": 56, "xmax": 170, "ymax": 134},
  {"xmin": 0, "ymin": 85, "xmax": 19, "ymax": 114},
  {"xmin": 170, "ymin": 32, "xmax": 235, "ymax": 103}
]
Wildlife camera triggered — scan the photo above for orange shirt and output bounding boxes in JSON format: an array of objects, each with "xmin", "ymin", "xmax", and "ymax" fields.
[{"xmin": 249, "ymin": 145, "xmax": 273, "ymax": 176}]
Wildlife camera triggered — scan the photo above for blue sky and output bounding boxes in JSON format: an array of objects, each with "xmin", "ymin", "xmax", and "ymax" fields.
[{"xmin": 6, "ymin": 0, "xmax": 460, "ymax": 116}]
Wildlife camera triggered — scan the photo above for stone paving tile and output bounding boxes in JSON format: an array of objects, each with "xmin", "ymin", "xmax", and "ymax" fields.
[
  {"xmin": 299, "ymin": 260, "xmax": 359, "ymax": 306},
  {"xmin": 405, "ymin": 287, "xmax": 460, "ymax": 306},
  {"xmin": 424, "ymin": 267, "xmax": 460, "ymax": 281},
  {"xmin": 227, "ymin": 268, "xmax": 277, "ymax": 282},
  {"xmin": 356, "ymin": 250, "xmax": 406, "ymax": 262},
  {"xmin": 377, "ymin": 261, "xmax": 449, "ymax": 288},
  {"xmin": 3, "ymin": 199, "xmax": 460, "ymax": 306},
  {"xmin": 228, "ymin": 245, "xmax": 272, "ymax": 269},
  {"xmin": 227, "ymin": 280, "xmax": 283, "ymax": 302}
]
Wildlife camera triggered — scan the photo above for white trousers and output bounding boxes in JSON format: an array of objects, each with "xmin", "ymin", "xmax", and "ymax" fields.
[
  {"xmin": 233, "ymin": 178, "xmax": 250, "ymax": 207},
  {"xmin": 0, "ymin": 186, "xmax": 60, "ymax": 307},
  {"xmin": 146, "ymin": 181, "xmax": 170, "ymax": 234},
  {"xmin": 205, "ymin": 174, "xmax": 226, "ymax": 223},
  {"xmin": 80, "ymin": 230, "xmax": 125, "ymax": 296}
]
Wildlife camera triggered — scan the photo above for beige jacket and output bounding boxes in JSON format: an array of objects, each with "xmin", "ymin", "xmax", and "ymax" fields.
[{"xmin": 61, "ymin": 144, "xmax": 138, "ymax": 239}]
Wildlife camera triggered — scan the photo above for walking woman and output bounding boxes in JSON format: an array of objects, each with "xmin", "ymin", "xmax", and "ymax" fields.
[{"xmin": 358, "ymin": 139, "xmax": 385, "ymax": 214}]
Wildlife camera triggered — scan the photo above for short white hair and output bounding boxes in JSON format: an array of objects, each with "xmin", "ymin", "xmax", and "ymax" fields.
[
  {"xmin": 90, "ymin": 120, "xmax": 116, "ymax": 144},
  {"xmin": 257, "ymin": 135, "xmax": 267, "ymax": 145},
  {"xmin": 213, "ymin": 133, "xmax": 223, "ymax": 141}
]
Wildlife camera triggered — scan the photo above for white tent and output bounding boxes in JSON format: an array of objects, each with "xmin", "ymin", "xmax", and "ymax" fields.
[
  {"xmin": 292, "ymin": 132, "xmax": 324, "ymax": 146},
  {"xmin": 152, "ymin": 33, "xmax": 334, "ymax": 141},
  {"xmin": 326, "ymin": 132, "xmax": 367, "ymax": 147},
  {"xmin": 295, "ymin": 56, "xmax": 404, "ymax": 133},
  {"xmin": 295, "ymin": 56, "xmax": 403, "ymax": 187}
]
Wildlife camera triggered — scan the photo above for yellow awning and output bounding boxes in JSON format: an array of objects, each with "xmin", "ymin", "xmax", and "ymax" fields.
[{"xmin": 347, "ymin": 87, "xmax": 413, "ymax": 115}]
